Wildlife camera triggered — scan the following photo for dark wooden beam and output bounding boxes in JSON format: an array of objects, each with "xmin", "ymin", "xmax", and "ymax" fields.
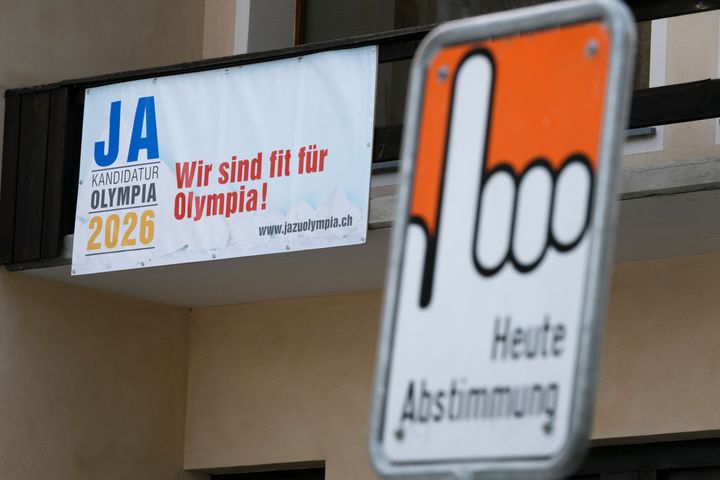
[
  {"xmin": 41, "ymin": 87, "xmax": 70, "ymax": 259},
  {"xmin": 61, "ymin": 89, "xmax": 83, "ymax": 238},
  {"xmin": 630, "ymin": 79, "xmax": 720, "ymax": 129},
  {"xmin": 0, "ymin": 96, "xmax": 21, "ymax": 263},
  {"xmin": 369, "ymin": 78, "xmax": 720, "ymax": 164},
  {"xmin": 13, "ymin": 91, "xmax": 50, "ymax": 263}
]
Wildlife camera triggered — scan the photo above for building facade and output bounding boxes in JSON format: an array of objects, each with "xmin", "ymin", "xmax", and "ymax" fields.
[{"xmin": 1, "ymin": 1, "xmax": 720, "ymax": 479}]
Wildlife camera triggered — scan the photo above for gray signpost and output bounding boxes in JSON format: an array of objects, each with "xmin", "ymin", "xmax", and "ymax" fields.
[{"xmin": 369, "ymin": 0, "xmax": 636, "ymax": 478}]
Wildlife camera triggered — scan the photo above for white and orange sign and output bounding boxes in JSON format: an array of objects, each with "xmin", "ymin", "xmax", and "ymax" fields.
[{"xmin": 369, "ymin": 1, "xmax": 635, "ymax": 478}]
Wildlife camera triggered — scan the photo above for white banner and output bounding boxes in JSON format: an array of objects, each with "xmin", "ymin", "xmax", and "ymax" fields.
[{"xmin": 72, "ymin": 46, "xmax": 377, "ymax": 275}]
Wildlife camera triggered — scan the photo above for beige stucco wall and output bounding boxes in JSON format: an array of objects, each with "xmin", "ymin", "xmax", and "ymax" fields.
[
  {"xmin": 184, "ymin": 291, "xmax": 381, "ymax": 478},
  {"xmin": 2, "ymin": 235, "xmax": 717, "ymax": 479},
  {"xmin": 203, "ymin": 0, "xmax": 237, "ymax": 59},
  {"xmin": 0, "ymin": 0, "xmax": 203, "ymax": 90},
  {"xmin": 593, "ymin": 253, "xmax": 720, "ymax": 439},
  {"xmin": 1, "ymin": 2, "xmax": 720, "ymax": 477},
  {"xmin": 184, "ymin": 253, "xmax": 720, "ymax": 475},
  {"xmin": 0, "ymin": 269, "xmax": 193, "ymax": 479}
]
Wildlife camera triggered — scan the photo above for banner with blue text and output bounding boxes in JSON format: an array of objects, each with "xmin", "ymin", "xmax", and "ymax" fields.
[{"xmin": 72, "ymin": 46, "xmax": 377, "ymax": 275}]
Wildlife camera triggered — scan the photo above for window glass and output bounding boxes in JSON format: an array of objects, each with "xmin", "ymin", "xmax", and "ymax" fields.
[
  {"xmin": 301, "ymin": 0, "xmax": 436, "ymax": 43},
  {"xmin": 302, "ymin": 0, "xmax": 437, "ymax": 127}
]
